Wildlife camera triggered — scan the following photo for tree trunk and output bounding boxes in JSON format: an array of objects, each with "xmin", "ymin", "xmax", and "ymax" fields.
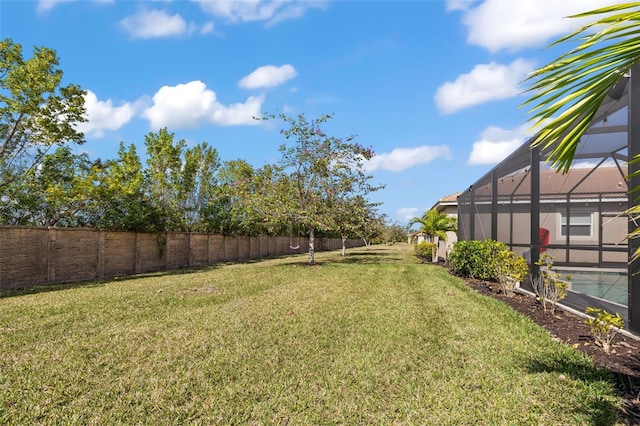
[
  {"xmin": 362, "ymin": 237, "xmax": 371, "ymax": 250},
  {"xmin": 308, "ymin": 227, "xmax": 315, "ymax": 264},
  {"xmin": 341, "ymin": 235, "xmax": 347, "ymax": 256},
  {"xmin": 432, "ymin": 235, "xmax": 439, "ymax": 263}
]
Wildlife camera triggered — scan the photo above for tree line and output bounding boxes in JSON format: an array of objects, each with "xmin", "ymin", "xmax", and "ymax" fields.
[{"xmin": 1, "ymin": 39, "xmax": 407, "ymax": 263}]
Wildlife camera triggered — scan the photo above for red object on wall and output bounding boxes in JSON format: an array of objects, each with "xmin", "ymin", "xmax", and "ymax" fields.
[{"xmin": 539, "ymin": 228, "xmax": 550, "ymax": 253}]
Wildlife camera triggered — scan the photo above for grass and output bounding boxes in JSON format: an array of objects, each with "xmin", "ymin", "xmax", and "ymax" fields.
[{"xmin": 0, "ymin": 244, "xmax": 621, "ymax": 424}]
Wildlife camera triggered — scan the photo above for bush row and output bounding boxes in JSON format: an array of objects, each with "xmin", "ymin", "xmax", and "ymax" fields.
[{"xmin": 448, "ymin": 239, "xmax": 528, "ymax": 285}]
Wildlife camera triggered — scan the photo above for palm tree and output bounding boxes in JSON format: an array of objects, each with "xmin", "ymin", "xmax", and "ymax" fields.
[
  {"xmin": 409, "ymin": 209, "xmax": 457, "ymax": 262},
  {"xmin": 521, "ymin": 2, "xmax": 640, "ymax": 258}
]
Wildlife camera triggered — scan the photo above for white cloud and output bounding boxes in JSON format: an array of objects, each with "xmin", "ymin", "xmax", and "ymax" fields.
[
  {"xmin": 239, "ymin": 64, "xmax": 298, "ymax": 89},
  {"xmin": 142, "ymin": 80, "xmax": 264, "ymax": 129},
  {"xmin": 195, "ymin": 0, "xmax": 327, "ymax": 26},
  {"xmin": 365, "ymin": 145, "xmax": 452, "ymax": 172},
  {"xmin": 445, "ymin": 0, "xmax": 479, "ymax": 12},
  {"xmin": 75, "ymin": 90, "xmax": 135, "ymax": 138},
  {"xmin": 120, "ymin": 9, "xmax": 189, "ymax": 39},
  {"xmin": 569, "ymin": 159, "xmax": 618, "ymax": 169},
  {"xmin": 458, "ymin": 0, "xmax": 622, "ymax": 52},
  {"xmin": 201, "ymin": 21, "xmax": 215, "ymax": 34},
  {"xmin": 120, "ymin": 10, "xmax": 214, "ymax": 38},
  {"xmin": 467, "ymin": 124, "xmax": 531, "ymax": 166},
  {"xmin": 467, "ymin": 140, "xmax": 521, "ymax": 166},
  {"xmin": 37, "ymin": 0, "xmax": 111, "ymax": 12},
  {"xmin": 434, "ymin": 59, "xmax": 535, "ymax": 114},
  {"xmin": 37, "ymin": 0, "xmax": 65, "ymax": 13},
  {"xmin": 397, "ymin": 207, "xmax": 420, "ymax": 222}
]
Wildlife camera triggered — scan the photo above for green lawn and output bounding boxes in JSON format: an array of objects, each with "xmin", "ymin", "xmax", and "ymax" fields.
[{"xmin": 0, "ymin": 244, "xmax": 621, "ymax": 424}]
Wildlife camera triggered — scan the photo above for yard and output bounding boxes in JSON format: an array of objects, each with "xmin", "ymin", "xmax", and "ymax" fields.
[{"xmin": 0, "ymin": 244, "xmax": 622, "ymax": 424}]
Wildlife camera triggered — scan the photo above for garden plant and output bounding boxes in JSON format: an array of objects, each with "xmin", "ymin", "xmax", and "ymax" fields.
[
  {"xmin": 531, "ymin": 253, "xmax": 570, "ymax": 315},
  {"xmin": 448, "ymin": 239, "xmax": 508, "ymax": 281},
  {"xmin": 494, "ymin": 248, "xmax": 529, "ymax": 295},
  {"xmin": 584, "ymin": 307, "xmax": 625, "ymax": 354},
  {"xmin": 413, "ymin": 241, "xmax": 436, "ymax": 262}
]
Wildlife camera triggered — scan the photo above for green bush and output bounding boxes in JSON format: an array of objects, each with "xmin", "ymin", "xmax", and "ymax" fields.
[
  {"xmin": 448, "ymin": 239, "xmax": 508, "ymax": 281},
  {"xmin": 495, "ymin": 249, "xmax": 529, "ymax": 294},
  {"xmin": 584, "ymin": 307, "xmax": 624, "ymax": 354},
  {"xmin": 414, "ymin": 242, "xmax": 436, "ymax": 261}
]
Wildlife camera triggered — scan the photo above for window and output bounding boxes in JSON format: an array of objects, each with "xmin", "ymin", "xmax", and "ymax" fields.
[{"xmin": 560, "ymin": 212, "xmax": 592, "ymax": 237}]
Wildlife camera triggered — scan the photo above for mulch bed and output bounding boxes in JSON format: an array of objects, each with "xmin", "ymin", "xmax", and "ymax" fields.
[{"xmin": 463, "ymin": 277, "xmax": 640, "ymax": 424}]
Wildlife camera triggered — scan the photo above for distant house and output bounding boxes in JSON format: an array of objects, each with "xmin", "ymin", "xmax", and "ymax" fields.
[
  {"xmin": 407, "ymin": 192, "xmax": 463, "ymax": 257},
  {"xmin": 431, "ymin": 192, "xmax": 462, "ymax": 218}
]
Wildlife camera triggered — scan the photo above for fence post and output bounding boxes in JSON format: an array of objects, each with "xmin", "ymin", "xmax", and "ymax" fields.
[
  {"xmin": 47, "ymin": 227, "xmax": 55, "ymax": 284},
  {"xmin": 98, "ymin": 229, "xmax": 105, "ymax": 278},
  {"xmin": 134, "ymin": 231, "xmax": 140, "ymax": 274}
]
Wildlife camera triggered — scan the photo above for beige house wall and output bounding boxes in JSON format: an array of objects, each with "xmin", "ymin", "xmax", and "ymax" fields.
[{"xmin": 503, "ymin": 202, "xmax": 627, "ymax": 265}]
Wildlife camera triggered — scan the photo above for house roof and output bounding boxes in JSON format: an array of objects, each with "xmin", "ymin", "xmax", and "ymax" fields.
[
  {"xmin": 438, "ymin": 192, "xmax": 463, "ymax": 203},
  {"xmin": 472, "ymin": 166, "xmax": 627, "ymax": 201},
  {"xmin": 447, "ymin": 167, "xmax": 627, "ymax": 208},
  {"xmin": 431, "ymin": 191, "xmax": 463, "ymax": 211}
]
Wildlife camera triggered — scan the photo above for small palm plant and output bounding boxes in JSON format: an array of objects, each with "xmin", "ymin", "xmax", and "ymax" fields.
[{"xmin": 409, "ymin": 209, "xmax": 456, "ymax": 263}]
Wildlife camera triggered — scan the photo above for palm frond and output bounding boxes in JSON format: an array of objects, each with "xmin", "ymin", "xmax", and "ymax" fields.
[{"xmin": 521, "ymin": 2, "xmax": 640, "ymax": 172}]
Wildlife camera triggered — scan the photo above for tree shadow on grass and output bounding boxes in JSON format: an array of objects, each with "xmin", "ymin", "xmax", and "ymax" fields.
[
  {"xmin": 335, "ymin": 252, "xmax": 403, "ymax": 265},
  {"xmin": 0, "ymin": 264, "xmax": 223, "ymax": 300},
  {"xmin": 0, "ymin": 252, "xmax": 351, "ymax": 299},
  {"xmin": 524, "ymin": 357, "xmax": 622, "ymax": 425},
  {"xmin": 271, "ymin": 250, "xmax": 403, "ymax": 267},
  {"xmin": 0, "ymin": 250, "xmax": 398, "ymax": 299},
  {"xmin": 0, "ymin": 280, "xmax": 109, "ymax": 299}
]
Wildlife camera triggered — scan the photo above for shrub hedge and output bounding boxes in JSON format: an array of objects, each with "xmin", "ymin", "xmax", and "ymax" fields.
[{"xmin": 448, "ymin": 239, "xmax": 509, "ymax": 281}]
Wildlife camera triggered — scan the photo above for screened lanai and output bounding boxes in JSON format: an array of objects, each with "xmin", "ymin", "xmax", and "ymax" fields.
[{"xmin": 457, "ymin": 67, "xmax": 640, "ymax": 334}]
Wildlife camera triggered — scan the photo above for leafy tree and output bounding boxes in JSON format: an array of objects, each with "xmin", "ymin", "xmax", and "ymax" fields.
[
  {"xmin": 1, "ymin": 146, "xmax": 94, "ymax": 226},
  {"xmin": 382, "ymin": 220, "xmax": 407, "ymax": 245},
  {"xmin": 142, "ymin": 128, "xmax": 221, "ymax": 232},
  {"xmin": 91, "ymin": 143, "xmax": 164, "ymax": 231},
  {"xmin": 358, "ymin": 210, "xmax": 386, "ymax": 249},
  {"xmin": 249, "ymin": 163, "xmax": 291, "ymax": 236},
  {"xmin": 0, "ymin": 39, "xmax": 86, "ymax": 190},
  {"xmin": 209, "ymin": 159, "xmax": 260, "ymax": 235},
  {"xmin": 409, "ymin": 209, "xmax": 457, "ymax": 262},
  {"xmin": 144, "ymin": 128, "xmax": 186, "ymax": 230},
  {"xmin": 521, "ymin": 3, "xmax": 640, "ymax": 259},
  {"xmin": 522, "ymin": 3, "xmax": 640, "ymax": 172},
  {"xmin": 181, "ymin": 142, "xmax": 221, "ymax": 232},
  {"xmin": 262, "ymin": 113, "xmax": 381, "ymax": 264},
  {"xmin": 331, "ymin": 195, "xmax": 380, "ymax": 256}
]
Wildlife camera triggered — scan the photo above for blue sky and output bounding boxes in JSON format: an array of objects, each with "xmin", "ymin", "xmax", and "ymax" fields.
[{"xmin": 0, "ymin": 0, "xmax": 619, "ymax": 226}]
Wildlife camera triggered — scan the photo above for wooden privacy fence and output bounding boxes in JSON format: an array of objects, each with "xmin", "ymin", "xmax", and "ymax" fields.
[{"xmin": 0, "ymin": 226, "xmax": 363, "ymax": 290}]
